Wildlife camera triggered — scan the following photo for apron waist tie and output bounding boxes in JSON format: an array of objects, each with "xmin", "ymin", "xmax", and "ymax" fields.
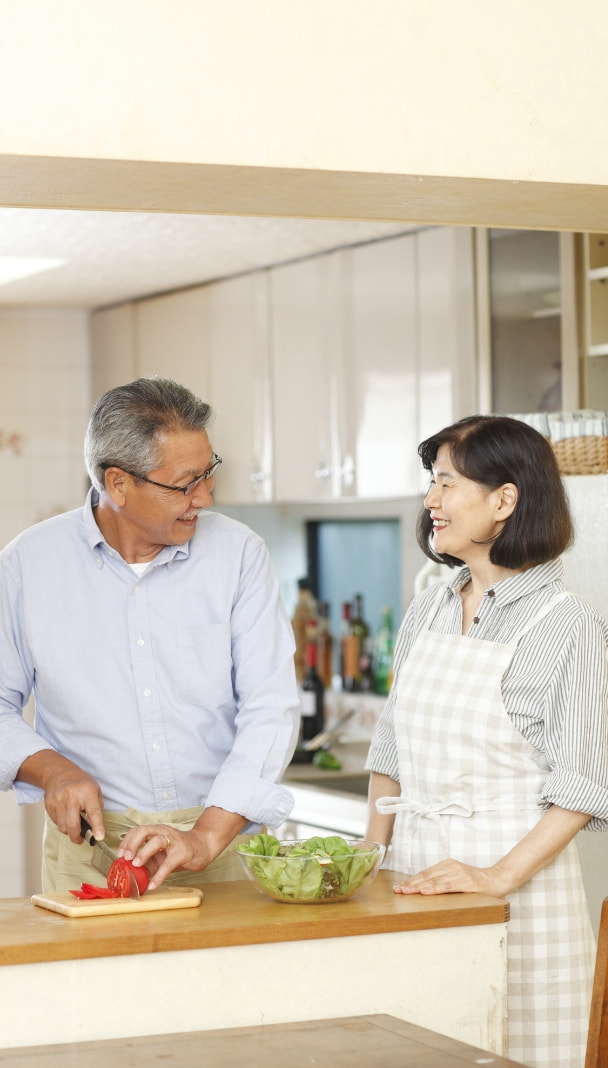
[{"xmin": 375, "ymin": 793, "xmax": 542, "ymax": 862}]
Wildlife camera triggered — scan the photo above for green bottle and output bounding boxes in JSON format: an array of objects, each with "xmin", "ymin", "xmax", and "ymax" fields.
[{"xmin": 373, "ymin": 606, "xmax": 394, "ymax": 696}]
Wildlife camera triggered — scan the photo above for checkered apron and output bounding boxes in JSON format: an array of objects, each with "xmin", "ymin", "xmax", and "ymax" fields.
[{"xmin": 376, "ymin": 589, "xmax": 595, "ymax": 1068}]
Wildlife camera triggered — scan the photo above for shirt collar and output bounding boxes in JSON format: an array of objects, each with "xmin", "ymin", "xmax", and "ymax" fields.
[
  {"xmin": 446, "ymin": 558, "xmax": 564, "ymax": 606},
  {"xmin": 83, "ymin": 487, "xmax": 191, "ymax": 564}
]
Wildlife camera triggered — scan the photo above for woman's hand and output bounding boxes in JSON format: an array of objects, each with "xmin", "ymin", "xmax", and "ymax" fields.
[
  {"xmin": 393, "ymin": 806, "xmax": 593, "ymax": 899},
  {"xmin": 393, "ymin": 858, "xmax": 510, "ymax": 898}
]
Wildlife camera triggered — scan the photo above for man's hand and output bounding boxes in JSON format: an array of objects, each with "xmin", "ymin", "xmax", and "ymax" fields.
[
  {"xmin": 118, "ymin": 807, "xmax": 248, "ymax": 890},
  {"xmin": 16, "ymin": 751, "xmax": 105, "ymax": 842}
]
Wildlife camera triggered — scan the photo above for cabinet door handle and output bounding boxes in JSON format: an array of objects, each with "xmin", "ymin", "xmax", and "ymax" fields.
[
  {"xmin": 340, "ymin": 454, "xmax": 356, "ymax": 487},
  {"xmin": 250, "ymin": 470, "xmax": 269, "ymax": 484},
  {"xmin": 314, "ymin": 465, "xmax": 331, "ymax": 480}
]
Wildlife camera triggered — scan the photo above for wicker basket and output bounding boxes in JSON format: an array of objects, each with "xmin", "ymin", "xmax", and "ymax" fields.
[
  {"xmin": 508, "ymin": 411, "xmax": 608, "ymax": 476},
  {"xmin": 550, "ymin": 435, "xmax": 608, "ymax": 476}
]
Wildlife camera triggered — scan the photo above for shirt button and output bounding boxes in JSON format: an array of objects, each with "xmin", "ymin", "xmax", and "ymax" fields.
[
  {"xmin": 133, "ymin": 585, "xmax": 139, "ymax": 593},
  {"xmin": 487, "ymin": 589, "xmax": 496, "ymax": 598},
  {"xmin": 152, "ymin": 742, "xmax": 161, "ymax": 752},
  {"xmin": 473, "ymin": 616, "xmax": 480, "ymax": 624},
  {"xmin": 137, "ymin": 638, "xmax": 145, "ymax": 646},
  {"xmin": 162, "ymin": 791, "xmax": 169, "ymax": 800},
  {"xmin": 144, "ymin": 688, "xmax": 152, "ymax": 697}
]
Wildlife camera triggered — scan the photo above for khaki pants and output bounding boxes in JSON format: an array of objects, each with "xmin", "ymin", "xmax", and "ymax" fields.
[{"xmin": 42, "ymin": 806, "xmax": 248, "ymax": 893}]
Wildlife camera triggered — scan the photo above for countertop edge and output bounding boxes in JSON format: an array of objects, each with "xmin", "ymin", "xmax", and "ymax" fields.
[{"xmin": 0, "ymin": 873, "xmax": 510, "ymax": 967}]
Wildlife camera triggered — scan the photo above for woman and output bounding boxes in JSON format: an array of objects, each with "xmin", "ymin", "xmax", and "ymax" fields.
[{"xmin": 365, "ymin": 415, "xmax": 608, "ymax": 1068}]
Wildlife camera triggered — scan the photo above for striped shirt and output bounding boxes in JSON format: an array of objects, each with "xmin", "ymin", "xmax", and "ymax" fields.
[{"xmin": 365, "ymin": 559, "xmax": 608, "ymax": 830}]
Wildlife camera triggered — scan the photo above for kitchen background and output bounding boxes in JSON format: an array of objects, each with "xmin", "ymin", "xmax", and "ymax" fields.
[{"xmin": 0, "ymin": 214, "xmax": 607, "ymax": 922}]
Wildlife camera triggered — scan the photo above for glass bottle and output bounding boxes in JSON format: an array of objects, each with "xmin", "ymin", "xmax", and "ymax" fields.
[
  {"xmin": 373, "ymin": 605, "xmax": 395, "ymax": 696},
  {"xmin": 358, "ymin": 636, "xmax": 375, "ymax": 692},
  {"xmin": 300, "ymin": 639, "xmax": 325, "ymax": 745},
  {"xmin": 340, "ymin": 601, "xmax": 357, "ymax": 691},
  {"xmin": 291, "ymin": 577, "xmax": 317, "ymax": 684},
  {"xmin": 316, "ymin": 601, "xmax": 334, "ymax": 690},
  {"xmin": 350, "ymin": 593, "xmax": 370, "ymax": 689}
]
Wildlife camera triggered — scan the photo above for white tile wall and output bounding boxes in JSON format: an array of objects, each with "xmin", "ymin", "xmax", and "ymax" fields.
[{"xmin": 0, "ymin": 307, "xmax": 91, "ymax": 896}]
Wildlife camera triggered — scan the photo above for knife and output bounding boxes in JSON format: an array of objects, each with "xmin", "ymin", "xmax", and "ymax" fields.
[{"xmin": 79, "ymin": 814, "xmax": 140, "ymax": 898}]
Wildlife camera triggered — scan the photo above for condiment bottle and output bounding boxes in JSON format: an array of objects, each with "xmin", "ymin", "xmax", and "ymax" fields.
[
  {"xmin": 316, "ymin": 601, "xmax": 334, "ymax": 689},
  {"xmin": 291, "ymin": 577, "xmax": 317, "ymax": 684},
  {"xmin": 300, "ymin": 639, "xmax": 325, "ymax": 746}
]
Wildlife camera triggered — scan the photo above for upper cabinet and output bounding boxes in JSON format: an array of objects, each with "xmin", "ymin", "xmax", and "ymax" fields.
[
  {"xmin": 90, "ymin": 227, "xmax": 477, "ymax": 504},
  {"xmin": 135, "ymin": 287, "xmax": 210, "ymax": 399},
  {"xmin": 340, "ymin": 236, "xmax": 420, "ymax": 498},
  {"xmin": 202, "ymin": 272, "xmax": 274, "ymax": 505},
  {"xmin": 271, "ymin": 252, "xmax": 347, "ymax": 501},
  {"xmin": 271, "ymin": 229, "xmax": 476, "ymax": 501}
]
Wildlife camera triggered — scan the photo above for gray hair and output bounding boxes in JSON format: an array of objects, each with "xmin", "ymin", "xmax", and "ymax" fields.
[{"xmin": 84, "ymin": 377, "xmax": 214, "ymax": 492}]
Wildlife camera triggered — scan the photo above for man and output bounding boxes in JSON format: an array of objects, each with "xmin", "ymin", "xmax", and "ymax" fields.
[{"xmin": 0, "ymin": 377, "xmax": 300, "ymax": 891}]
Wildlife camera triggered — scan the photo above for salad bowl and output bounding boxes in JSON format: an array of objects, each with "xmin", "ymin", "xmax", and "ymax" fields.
[{"xmin": 236, "ymin": 834, "xmax": 385, "ymax": 904}]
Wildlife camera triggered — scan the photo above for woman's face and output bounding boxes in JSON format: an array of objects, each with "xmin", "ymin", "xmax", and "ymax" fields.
[{"xmin": 424, "ymin": 444, "xmax": 508, "ymax": 565}]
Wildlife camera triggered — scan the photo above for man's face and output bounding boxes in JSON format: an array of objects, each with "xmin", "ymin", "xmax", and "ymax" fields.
[{"xmin": 117, "ymin": 429, "xmax": 217, "ymax": 552}]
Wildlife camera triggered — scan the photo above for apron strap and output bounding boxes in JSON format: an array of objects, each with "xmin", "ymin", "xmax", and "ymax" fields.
[
  {"xmin": 422, "ymin": 584, "xmax": 449, "ymax": 630},
  {"xmin": 509, "ymin": 591, "xmax": 572, "ymax": 645}
]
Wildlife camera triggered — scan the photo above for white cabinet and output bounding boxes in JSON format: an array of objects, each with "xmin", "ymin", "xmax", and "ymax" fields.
[
  {"xmin": 90, "ymin": 229, "xmax": 477, "ymax": 505},
  {"xmin": 135, "ymin": 287, "xmax": 210, "ymax": 399},
  {"xmin": 346, "ymin": 236, "xmax": 420, "ymax": 497},
  {"xmin": 271, "ymin": 252, "xmax": 347, "ymax": 501},
  {"xmin": 417, "ymin": 227, "xmax": 476, "ymax": 445},
  {"xmin": 204, "ymin": 272, "xmax": 274, "ymax": 505},
  {"xmin": 130, "ymin": 277, "xmax": 274, "ymax": 505},
  {"xmin": 271, "ymin": 229, "xmax": 476, "ymax": 502}
]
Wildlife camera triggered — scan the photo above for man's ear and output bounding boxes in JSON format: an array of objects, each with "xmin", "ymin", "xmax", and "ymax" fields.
[
  {"xmin": 103, "ymin": 466, "xmax": 128, "ymax": 504},
  {"xmin": 497, "ymin": 482, "xmax": 518, "ymax": 520}
]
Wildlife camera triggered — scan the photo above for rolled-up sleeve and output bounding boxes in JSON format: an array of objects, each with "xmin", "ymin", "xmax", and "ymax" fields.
[
  {"xmin": 365, "ymin": 603, "xmax": 418, "ymax": 782},
  {"xmin": 540, "ymin": 609, "xmax": 608, "ymax": 831}
]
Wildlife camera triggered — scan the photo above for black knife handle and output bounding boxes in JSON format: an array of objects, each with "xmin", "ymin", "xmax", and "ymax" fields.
[{"xmin": 80, "ymin": 813, "xmax": 98, "ymax": 846}]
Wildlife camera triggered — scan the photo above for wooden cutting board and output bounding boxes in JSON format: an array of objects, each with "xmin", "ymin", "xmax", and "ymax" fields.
[{"xmin": 31, "ymin": 885, "xmax": 203, "ymax": 917}]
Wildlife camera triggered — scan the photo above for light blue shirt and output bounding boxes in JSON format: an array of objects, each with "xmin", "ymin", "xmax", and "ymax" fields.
[{"xmin": 0, "ymin": 490, "xmax": 300, "ymax": 830}]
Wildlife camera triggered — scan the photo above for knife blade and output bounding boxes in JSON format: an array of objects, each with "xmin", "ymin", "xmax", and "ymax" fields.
[{"xmin": 79, "ymin": 814, "xmax": 140, "ymax": 898}]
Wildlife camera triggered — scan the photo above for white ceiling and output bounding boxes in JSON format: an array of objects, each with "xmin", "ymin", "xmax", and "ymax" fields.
[{"xmin": 0, "ymin": 208, "xmax": 416, "ymax": 310}]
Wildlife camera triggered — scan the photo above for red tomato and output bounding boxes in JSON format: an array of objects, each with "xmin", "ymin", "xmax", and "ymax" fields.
[{"xmin": 107, "ymin": 858, "xmax": 150, "ymax": 897}]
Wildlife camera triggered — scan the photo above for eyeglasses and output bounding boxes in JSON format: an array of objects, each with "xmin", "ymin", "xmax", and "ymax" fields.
[{"xmin": 107, "ymin": 454, "xmax": 222, "ymax": 495}]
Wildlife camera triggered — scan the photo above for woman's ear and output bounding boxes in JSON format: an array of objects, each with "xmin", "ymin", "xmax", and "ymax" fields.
[{"xmin": 497, "ymin": 483, "xmax": 518, "ymax": 520}]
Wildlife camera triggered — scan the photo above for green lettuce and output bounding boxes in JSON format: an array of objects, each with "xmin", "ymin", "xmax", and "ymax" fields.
[{"xmin": 237, "ymin": 833, "xmax": 378, "ymax": 902}]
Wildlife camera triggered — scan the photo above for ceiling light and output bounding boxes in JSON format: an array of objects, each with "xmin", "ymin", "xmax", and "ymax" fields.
[{"xmin": 0, "ymin": 257, "xmax": 65, "ymax": 287}]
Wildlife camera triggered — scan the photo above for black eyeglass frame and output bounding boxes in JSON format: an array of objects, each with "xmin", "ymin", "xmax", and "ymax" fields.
[{"xmin": 102, "ymin": 453, "xmax": 222, "ymax": 495}]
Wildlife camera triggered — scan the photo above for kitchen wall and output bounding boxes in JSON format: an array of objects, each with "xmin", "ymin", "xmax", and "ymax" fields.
[{"xmin": 0, "ymin": 306, "xmax": 91, "ymax": 896}]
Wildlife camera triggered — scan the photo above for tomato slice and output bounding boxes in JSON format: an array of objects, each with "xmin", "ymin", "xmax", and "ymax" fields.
[
  {"xmin": 69, "ymin": 883, "xmax": 120, "ymax": 899},
  {"xmin": 107, "ymin": 857, "xmax": 150, "ymax": 897}
]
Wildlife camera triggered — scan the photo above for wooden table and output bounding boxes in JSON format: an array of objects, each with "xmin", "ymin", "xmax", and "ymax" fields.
[
  {"xmin": 0, "ymin": 1015, "xmax": 527, "ymax": 1067},
  {"xmin": 0, "ymin": 873, "xmax": 510, "ymax": 1053}
]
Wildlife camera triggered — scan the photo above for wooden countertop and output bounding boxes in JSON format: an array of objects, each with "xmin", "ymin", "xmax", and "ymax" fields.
[
  {"xmin": 0, "ymin": 871, "xmax": 509, "ymax": 967},
  {"xmin": 0, "ymin": 1015, "xmax": 527, "ymax": 1067}
]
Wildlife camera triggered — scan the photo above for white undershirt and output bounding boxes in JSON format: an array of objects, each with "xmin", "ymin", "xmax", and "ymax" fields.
[{"xmin": 128, "ymin": 562, "xmax": 149, "ymax": 577}]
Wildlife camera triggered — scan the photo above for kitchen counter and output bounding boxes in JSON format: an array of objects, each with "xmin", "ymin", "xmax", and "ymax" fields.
[
  {"xmin": 0, "ymin": 873, "xmax": 509, "ymax": 1054},
  {"xmin": 0, "ymin": 1015, "xmax": 528, "ymax": 1068}
]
